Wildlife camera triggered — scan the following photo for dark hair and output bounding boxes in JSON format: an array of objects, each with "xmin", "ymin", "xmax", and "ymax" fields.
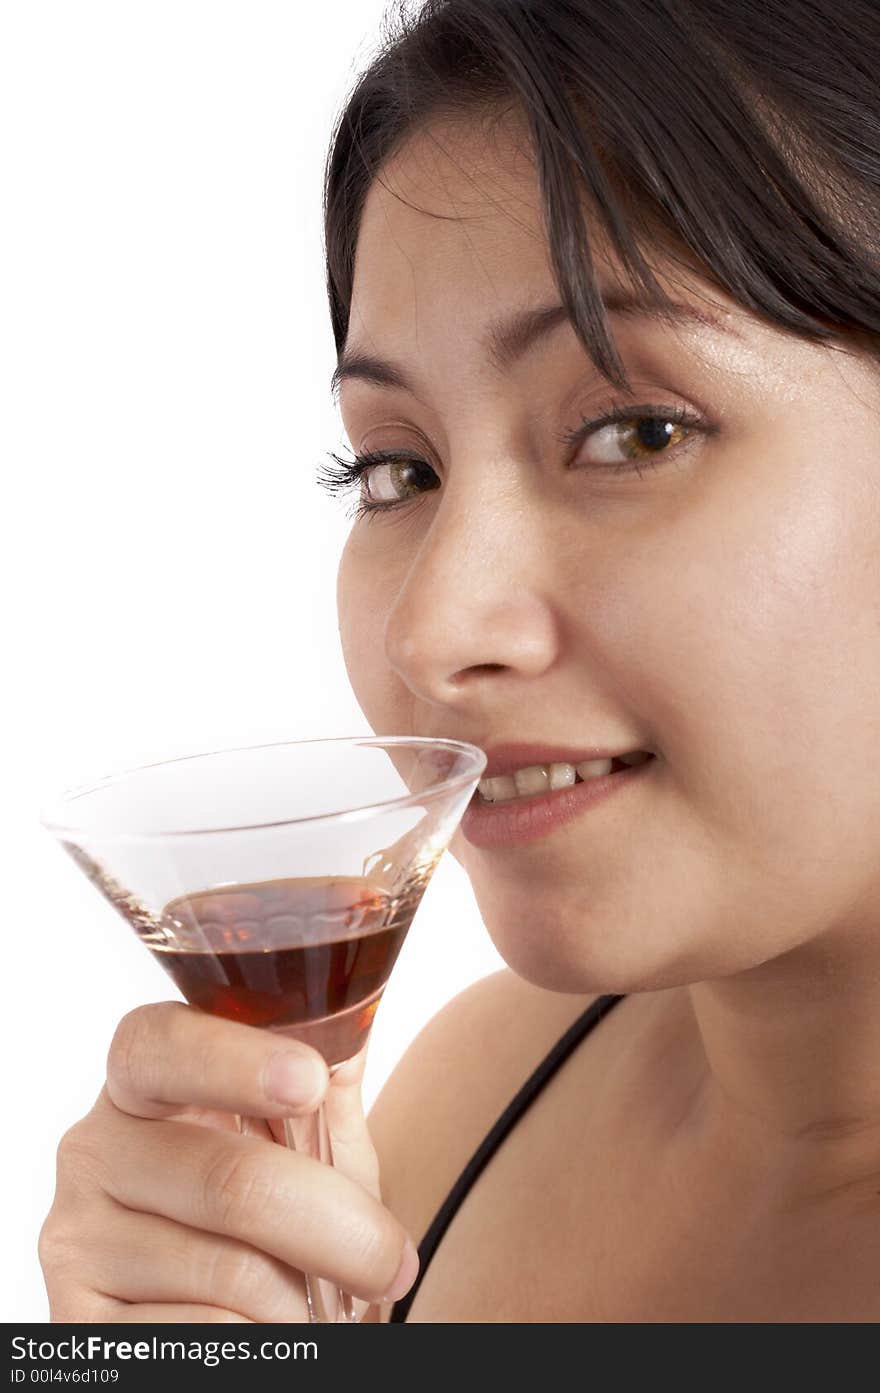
[{"xmin": 322, "ymin": 0, "xmax": 880, "ymax": 393}]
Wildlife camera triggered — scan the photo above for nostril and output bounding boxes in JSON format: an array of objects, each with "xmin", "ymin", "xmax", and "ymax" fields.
[{"xmin": 450, "ymin": 663, "xmax": 507, "ymax": 686}]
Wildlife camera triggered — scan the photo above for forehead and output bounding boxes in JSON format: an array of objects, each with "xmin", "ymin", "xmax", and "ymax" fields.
[{"xmin": 350, "ymin": 114, "xmax": 560, "ymax": 326}]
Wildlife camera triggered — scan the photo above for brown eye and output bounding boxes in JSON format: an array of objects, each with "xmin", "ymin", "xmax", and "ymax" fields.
[
  {"xmin": 316, "ymin": 448, "xmax": 440, "ymax": 519},
  {"xmin": 363, "ymin": 456, "xmax": 439, "ymax": 505},
  {"xmin": 585, "ymin": 414, "xmax": 692, "ymax": 465},
  {"xmin": 562, "ymin": 403, "xmax": 708, "ymax": 476}
]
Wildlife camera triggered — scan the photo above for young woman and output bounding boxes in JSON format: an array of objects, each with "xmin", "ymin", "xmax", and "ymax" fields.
[{"xmin": 39, "ymin": 0, "xmax": 880, "ymax": 1321}]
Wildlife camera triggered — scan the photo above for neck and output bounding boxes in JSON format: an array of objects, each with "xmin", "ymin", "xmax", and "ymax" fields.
[{"xmin": 680, "ymin": 925, "xmax": 880, "ymax": 1203}]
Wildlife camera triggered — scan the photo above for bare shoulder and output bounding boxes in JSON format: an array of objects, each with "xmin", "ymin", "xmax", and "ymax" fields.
[{"xmin": 367, "ymin": 968, "xmax": 599, "ymax": 1253}]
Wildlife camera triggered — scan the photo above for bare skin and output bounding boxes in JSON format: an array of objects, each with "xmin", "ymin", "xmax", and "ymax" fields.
[
  {"xmin": 371, "ymin": 973, "xmax": 880, "ymax": 1321},
  {"xmin": 40, "ymin": 110, "xmax": 880, "ymax": 1321}
]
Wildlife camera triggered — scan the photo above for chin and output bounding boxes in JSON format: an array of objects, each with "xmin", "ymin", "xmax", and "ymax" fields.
[
  {"xmin": 451, "ymin": 833, "xmax": 809, "ymax": 995},
  {"xmin": 481, "ymin": 922, "xmax": 689, "ymax": 996},
  {"xmin": 467, "ymin": 881, "xmax": 772, "ymax": 997}
]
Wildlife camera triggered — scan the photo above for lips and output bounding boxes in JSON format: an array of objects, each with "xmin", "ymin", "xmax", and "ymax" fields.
[{"xmin": 460, "ymin": 751, "xmax": 656, "ymax": 848}]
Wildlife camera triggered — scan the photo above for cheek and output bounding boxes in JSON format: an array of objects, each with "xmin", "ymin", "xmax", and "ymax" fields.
[
  {"xmin": 337, "ymin": 533, "xmax": 408, "ymax": 732},
  {"xmin": 336, "ymin": 537, "xmax": 368, "ymax": 687},
  {"xmin": 628, "ymin": 440, "xmax": 880, "ymax": 907}
]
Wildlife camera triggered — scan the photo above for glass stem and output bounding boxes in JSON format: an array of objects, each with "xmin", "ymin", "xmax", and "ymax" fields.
[
  {"xmin": 282, "ymin": 1103, "xmax": 359, "ymax": 1324},
  {"xmin": 234, "ymin": 1108, "xmax": 358, "ymax": 1323}
]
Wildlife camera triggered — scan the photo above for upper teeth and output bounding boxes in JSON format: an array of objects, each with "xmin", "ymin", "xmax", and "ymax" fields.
[{"xmin": 478, "ymin": 752, "xmax": 652, "ymax": 803}]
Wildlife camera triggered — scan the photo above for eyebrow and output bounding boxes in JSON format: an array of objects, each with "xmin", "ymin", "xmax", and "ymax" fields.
[{"xmin": 330, "ymin": 289, "xmax": 740, "ymax": 399}]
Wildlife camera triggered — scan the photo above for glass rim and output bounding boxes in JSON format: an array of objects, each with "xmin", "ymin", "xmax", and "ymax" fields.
[{"xmin": 38, "ymin": 735, "xmax": 487, "ymax": 843}]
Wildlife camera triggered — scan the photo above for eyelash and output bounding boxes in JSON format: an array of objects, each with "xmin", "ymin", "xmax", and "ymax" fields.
[{"xmin": 317, "ymin": 402, "xmax": 709, "ymax": 521}]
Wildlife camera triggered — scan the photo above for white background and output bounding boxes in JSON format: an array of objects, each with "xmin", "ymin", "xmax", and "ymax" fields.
[{"xmin": 1, "ymin": 1, "xmax": 503, "ymax": 1321}]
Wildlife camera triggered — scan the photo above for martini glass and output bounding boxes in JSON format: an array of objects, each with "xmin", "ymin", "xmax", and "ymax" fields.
[{"xmin": 40, "ymin": 736, "xmax": 486, "ymax": 1324}]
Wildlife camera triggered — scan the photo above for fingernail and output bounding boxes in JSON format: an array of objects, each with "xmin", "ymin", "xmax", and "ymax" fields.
[
  {"xmin": 265, "ymin": 1050, "xmax": 323, "ymax": 1107},
  {"xmin": 383, "ymin": 1238, "xmax": 419, "ymax": 1303}
]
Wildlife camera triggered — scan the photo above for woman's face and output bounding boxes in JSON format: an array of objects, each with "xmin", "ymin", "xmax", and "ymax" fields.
[{"xmin": 334, "ymin": 117, "xmax": 880, "ymax": 993}]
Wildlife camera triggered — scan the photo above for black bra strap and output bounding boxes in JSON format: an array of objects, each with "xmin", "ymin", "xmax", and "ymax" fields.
[{"xmin": 388, "ymin": 992, "xmax": 626, "ymax": 1322}]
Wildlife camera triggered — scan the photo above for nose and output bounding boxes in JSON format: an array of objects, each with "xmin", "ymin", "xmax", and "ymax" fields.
[{"xmin": 383, "ymin": 477, "xmax": 561, "ymax": 708}]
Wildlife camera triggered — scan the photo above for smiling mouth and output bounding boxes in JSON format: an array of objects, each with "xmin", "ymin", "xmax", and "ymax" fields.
[{"xmin": 477, "ymin": 751, "xmax": 655, "ymax": 803}]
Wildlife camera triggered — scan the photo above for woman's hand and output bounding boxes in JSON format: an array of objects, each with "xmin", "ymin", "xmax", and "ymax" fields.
[{"xmin": 38, "ymin": 1001, "xmax": 419, "ymax": 1322}]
